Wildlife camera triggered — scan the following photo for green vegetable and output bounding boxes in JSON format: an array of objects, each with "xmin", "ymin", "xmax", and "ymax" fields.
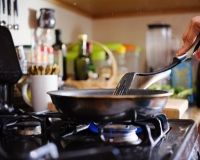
[
  {"xmin": 147, "ymin": 84, "xmax": 193, "ymax": 99},
  {"xmin": 172, "ymin": 89, "xmax": 193, "ymax": 99},
  {"xmin": 174, "ymin": 86, "xmax": 185, "ymax": 94}
]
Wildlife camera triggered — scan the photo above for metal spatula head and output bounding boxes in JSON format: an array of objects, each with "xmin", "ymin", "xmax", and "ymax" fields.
[{"xmin": 113, "ymin": 72, "xmax": 138, "ymax": 95}]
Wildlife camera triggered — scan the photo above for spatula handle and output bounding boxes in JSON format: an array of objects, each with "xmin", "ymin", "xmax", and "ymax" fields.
[
  {"xmin": 139, "ymin": 70, "xmax": 171, "ymax": 89},
  {"xmin": 177, "ymin": 35, "xmax": 200, "ymax": 62}
]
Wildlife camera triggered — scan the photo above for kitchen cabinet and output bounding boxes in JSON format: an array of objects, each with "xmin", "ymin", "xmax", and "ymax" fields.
[{"xmin": 46, "ymin": 0, "xmax": 200, "ymax": 19}]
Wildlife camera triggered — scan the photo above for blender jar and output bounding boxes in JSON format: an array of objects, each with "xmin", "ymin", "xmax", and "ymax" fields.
[{"xmin": 146, "ymin": 24, "xmax": 172, "ymax": 72}]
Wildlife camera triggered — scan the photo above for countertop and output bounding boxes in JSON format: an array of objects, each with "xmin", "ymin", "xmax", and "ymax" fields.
[
  {"xmin": 181, "ymin": 105, "xmax": 200, "ymax": 123},
  {"xmin": 181, "ymin": 105, "xmax": 200, "ymax": 133}
]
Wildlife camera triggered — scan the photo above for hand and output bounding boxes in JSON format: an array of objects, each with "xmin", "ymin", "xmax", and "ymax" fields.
[{"xmin": 176, "ymin": 16, "xmax": 200, "ymax": 58}]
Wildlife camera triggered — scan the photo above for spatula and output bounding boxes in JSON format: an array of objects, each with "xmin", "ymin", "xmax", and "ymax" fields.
[{"xmin": 113, "ymin": 36, "xmax": 200, "ymax": 95}]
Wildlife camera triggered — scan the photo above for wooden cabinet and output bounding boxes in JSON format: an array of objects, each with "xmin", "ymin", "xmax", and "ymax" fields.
[{"xmin": 46, "ymin": 0, "xmax": 200, "ymax": 19}]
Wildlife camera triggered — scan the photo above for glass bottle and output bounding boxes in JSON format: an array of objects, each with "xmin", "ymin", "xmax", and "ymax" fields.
[
  {"xmin": 52, "ymin": 29, "xmax": 67, "ymax": 80},
  {"xmin": 87, "ymin": 42, "xmax": 95, "ymax": 73},
  {"xmin": 74, "ymin": 34, "xmax": 89, "ymax": 80},
  {"xmin": 47, "ymin": 47, "xmax": 54, "ymax": 66}
]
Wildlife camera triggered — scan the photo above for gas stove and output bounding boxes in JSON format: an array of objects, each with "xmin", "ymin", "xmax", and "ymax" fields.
[{"xmin": 0, "ymin": 110, "xmax": 199, "ymax": 160}]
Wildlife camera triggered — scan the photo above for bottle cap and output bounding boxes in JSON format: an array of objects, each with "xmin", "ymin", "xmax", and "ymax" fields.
[
  {"xmin": 79, "ymin": 34, "xmax": 87, "ymax": 41},
  {"xmin": 40, "ymin": 46, "xmax": 47, "ymax": 52},
  {"xmin": 87, "ymin": 42, "xmax": 93, "ymax": 53},
  {"xmin": 117, "ymin": 46, "xmax": 126, "ymax": 54},
  {"xmin": 55, "ymin": 29, "xmax": 61, "ymax": 35},
  {"xmin": 47, "ymin": 47, "xmax": 54, "ymax": 53},
  {"xmin": 123, "ymin": 44, "xmax": 142, "ymax": 52}
]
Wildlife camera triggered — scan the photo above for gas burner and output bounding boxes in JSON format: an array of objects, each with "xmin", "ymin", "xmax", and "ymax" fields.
[
  {"xmin": 1, "ymin": 112, "xmax": 48, "ymax": 144},
  {"xmin": 98, "ymin": 114, "xmax": 170, "ymax": 146},
  {"xmin": 16, "ymin": 121, "xmax": 41, "ymax": 136},
  {"xmin": 103, "ymin": 125, "xmax": 141, "ymax": 144}
]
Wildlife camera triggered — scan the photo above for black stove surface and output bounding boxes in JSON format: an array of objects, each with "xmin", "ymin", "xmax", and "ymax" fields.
[{"xmin": 0, "ymin": 117, "xmax": 199, "ymax": 160}]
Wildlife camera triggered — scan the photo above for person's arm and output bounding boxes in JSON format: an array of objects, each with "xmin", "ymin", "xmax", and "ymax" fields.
[{"xmin": 176, "ymin": 16, "xmax": 200, "ymax": 57}]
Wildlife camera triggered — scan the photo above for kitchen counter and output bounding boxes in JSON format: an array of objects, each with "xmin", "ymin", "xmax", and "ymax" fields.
[{"xmin": 181, "ymin": 105, "xmax": 200, "ymax": 133}]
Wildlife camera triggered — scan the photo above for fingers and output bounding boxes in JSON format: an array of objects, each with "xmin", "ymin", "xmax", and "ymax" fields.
[
  {"xmin": 182, "ymin": 22, "xmax": 191, "ymax": 43},
  {"xmin": 176, "ymin": 16, "xmax": 200, "ymax": 56},
  {"xmin": 196, "ymin": 46, "xmax": 200, "ymax": 59}
]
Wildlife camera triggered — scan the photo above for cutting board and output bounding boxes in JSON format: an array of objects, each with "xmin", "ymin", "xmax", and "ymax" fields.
[
  {"xmin": 162, "ymin": 98, "xmax": 188, "ymax": 119},
  {"xmin": 48, "ymin": 98, "xmax": 189, "ymax": 119}
]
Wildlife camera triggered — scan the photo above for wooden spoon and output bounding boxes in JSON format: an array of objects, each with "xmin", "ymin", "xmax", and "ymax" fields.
[
  {"xmin": 38, "ymin": 65, "xmax": 44, "ymax": 75},
  {"xmin": 31, "ymin": 65, "xmax": 36, "ymax": 75},
  {"xmin": 53, "ymin": 66, "xmax": 60, "ymax": 75},
  {"xmin": 28, "ymin": 66, "xmax": 33, "ymax": 75},
  {"xmin": 45, "ymin": 65, "xmax": 52, "ymax": 75},
  {"xmin": 34, "ymin": 65, "xmax": 39, "ymax": 75},
  {"xmin": 51, "ymin": 64, "xmax": 60, "ymax": 75}
]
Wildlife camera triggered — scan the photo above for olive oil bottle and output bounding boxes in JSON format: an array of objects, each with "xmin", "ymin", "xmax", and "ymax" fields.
[
  {"xmin": 74, "ymin": 34, "xmax": 89, "ymax": 80},
  {"xmin": 52, "ymin": 29, "xmax": 67, "ymax": 80}
]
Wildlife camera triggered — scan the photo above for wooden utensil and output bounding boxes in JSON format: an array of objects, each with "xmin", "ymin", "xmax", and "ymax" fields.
[
  {"xmin": 45, "ymin": 65, "xmax": 52, "ymax": 75},
  {"xmin": 28, "ymin": 64, "xmax": 60, "ymax": 75},
  {"xmin": 38, "ymin": 65, "xmax": 44, "ymax": 75}
]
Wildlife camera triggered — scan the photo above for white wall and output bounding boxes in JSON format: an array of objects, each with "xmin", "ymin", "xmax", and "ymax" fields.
[
  {"xmin": 10, "ymin": 0, "xmax": 93, "ymax": 46},
  {"xmin": 93, "ymin": 12, "xmax": 200, "ymax": 51},
  {"xmin": 10, "ymin": 1, "xmax": 200, "ymax": 53},
  {"xmin": 93, "ymin": 12, "xmax": 200, "ymax": 73}
]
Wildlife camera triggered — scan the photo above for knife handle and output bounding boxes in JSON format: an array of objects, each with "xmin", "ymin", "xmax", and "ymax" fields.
[
  {"xmin": 2, "ymin": 0, "xmax": 5, "ymax": 14},
  {"xmin": 14, "ymin": 0, "xmax": 18, "ymax": 17},
  {"xmin": 7, "ymin": 0, "xmax": 11, "ymax": 16}
]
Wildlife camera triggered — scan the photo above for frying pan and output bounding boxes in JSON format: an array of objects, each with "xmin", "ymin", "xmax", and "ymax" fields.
[{"xmin": 48, "ymin": 88, "xmax": 172, "ymax": 122}]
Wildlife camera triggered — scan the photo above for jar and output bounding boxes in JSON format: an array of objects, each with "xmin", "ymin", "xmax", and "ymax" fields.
[
  {"xmin": 38, "ymin": 8, "xmax": 56, "ymax": 29},
  {"xmin": 124, "ymin": 44, "xmax": 141, "ymax": 88},
  {"xmin": 115, "ymin": 46, "xmax": 128, "ymax": 81},
  {"xmin": 91, "ymin": 50, "xmax": 106, "ymax": 75}
]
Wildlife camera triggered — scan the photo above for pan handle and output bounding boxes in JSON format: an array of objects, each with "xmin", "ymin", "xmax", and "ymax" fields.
[{"xmin": 139, "ymin": 70, "xmax": 171, "ymax": 89}]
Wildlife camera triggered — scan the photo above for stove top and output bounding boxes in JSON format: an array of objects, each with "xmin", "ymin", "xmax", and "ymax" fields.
[{"xmin": 0, "ymin": 111, "xmax": 199, "ymax": 160}]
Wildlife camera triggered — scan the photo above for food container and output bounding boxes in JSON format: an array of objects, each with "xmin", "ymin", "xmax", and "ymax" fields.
[{"xmin": 124, "ymin": 44, "xmax": 141, "ymax": 88}]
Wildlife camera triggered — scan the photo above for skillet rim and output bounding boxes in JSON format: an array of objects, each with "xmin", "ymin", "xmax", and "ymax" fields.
[{"xmin": 47, "ymin": 89, "xmax": 173, "ymax": 98}]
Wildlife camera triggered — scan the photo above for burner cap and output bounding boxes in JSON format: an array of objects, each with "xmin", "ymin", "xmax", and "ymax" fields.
[
  {"xmin": 16, "ymin": 121, "xmax": 41, "ymax": 136},
  {"xmin": 103, "ymin": 125, "xmax": 141, "ymax": 144},
  {"xmin": 104, "ymin": 125, "xmax": 137, "ymax": 132},
  {"xmin": 16, "ymin": 121, "xmax": 40, "ymax": 127}
]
